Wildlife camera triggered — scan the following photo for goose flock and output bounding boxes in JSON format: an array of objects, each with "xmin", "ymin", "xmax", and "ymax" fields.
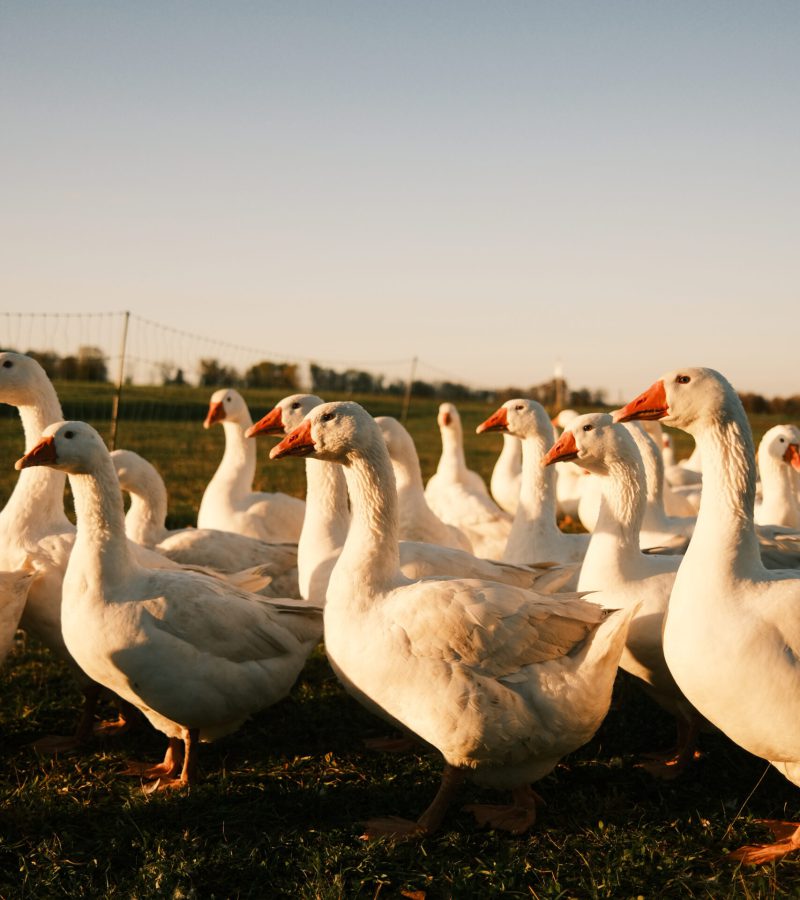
[{"xmin": 2, "ymin": 351, "xmax": 800, "ymax": 864}]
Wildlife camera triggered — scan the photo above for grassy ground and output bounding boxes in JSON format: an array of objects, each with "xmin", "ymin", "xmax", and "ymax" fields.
[{"xmin": 2, "ymin": 385, "xmax": 799, "ymax": 897}]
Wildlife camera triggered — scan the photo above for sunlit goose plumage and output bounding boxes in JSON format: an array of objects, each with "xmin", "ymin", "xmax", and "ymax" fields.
[
  {"xmin": 270, "ymin": 400, "xmax": 636, "ymax": 837},
  {"xmin": 544, "ymin": 413, "xmax": 704, "ymax": 776},
  {"xmin": 477, "ymin": 399, "xmax": 589, "ymax": 567},
  {"xmin": 754, "ymin": 425, "xmax": 800, "ymax": 530},
  {"xmin": 111, "ymin": 448, "xmax": 299, "ymax": 596},
  {"xmin": 616, "ymin": 367, "xmax": 800, "ymax": 863},
  {"xmin": 490, "ymin": 433, "xmax": 522, "ymax": 515},
  {"xmin": 375, "ymin": 416, "xmax": 473, "ymax": 552},
  {"xmin": 17, "ymin": 420, "xmax": 322, "ymax": 789},
  {"xmin": 197, "ymin": 388, "xmax": 305, "ymax": 542},
  {"xmin": 425, "ymin": 402, "xmax": 512, "ymax": 559},
  {"xmin": 248, "ymin": 396, "xmax": 574, "ymax": 604},
  {"xmin": 640, "ymin": 422, "xmax": 701, "ymax": 517}
]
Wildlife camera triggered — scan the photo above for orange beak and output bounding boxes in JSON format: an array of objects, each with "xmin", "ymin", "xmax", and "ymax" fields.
[
  {"xmin": 784, "ymin": 443, "xmax": 800, "ymax": 472},
  {"xmin": 476, "ymin": 407, "xmax": 508, "ymax": 434},
  {"xmin": 542, "ymin": 431, "xmax": 579, "ymax": 466},
  {"xmin": 439, "ymin": 411, "xmax": 452, "ymax": 427},
  {"xmin": 246, "ymin": 406, "xmax": 284, "ymax": 439},
  {"xmin": 204, "ymin": 400, "xmax": 226, "ymax": 429},
  {"xmin": 16, "ymin": 435, "xmax": 57, "ymax": 470},
  {"xmin": 270, "ymin": 420, "xmax": 315, "ymax": 460},
  {"xmin": 613, "ymin": 380, "xmax": 668, "ymax": 423}
]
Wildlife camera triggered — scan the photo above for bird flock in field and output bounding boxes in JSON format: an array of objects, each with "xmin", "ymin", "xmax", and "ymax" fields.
[{"xmin": 3, "ymin": 349, "xmax": 800, "ymax": 865}]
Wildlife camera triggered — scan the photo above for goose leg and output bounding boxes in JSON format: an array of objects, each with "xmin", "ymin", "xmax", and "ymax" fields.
[
  {"xmin": 122, "ymin": 737, "xmax": 183, "ymax": 780},
  {"xmin": 360, "ymin": 764, "xmax": 466, "ymax": 840},
  {"xmin": 93, "ymin": 698, "xmax": 146, "ymax": 737},
  {"xmin": 464, "ymin": 784, "xmax": 542, "ymax": 835},
  {"xmin": 728, "ymin": 820, "xmax": 800, "ymax": 865},
  {"xmin": 144, "ymin": 729, "xmax": 199, "ymax": 793}
]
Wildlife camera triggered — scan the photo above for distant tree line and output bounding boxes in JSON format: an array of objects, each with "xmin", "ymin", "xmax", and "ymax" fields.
[{"xmin": 13, "ymin": 347, "xmax": 800, "ymax": 415}]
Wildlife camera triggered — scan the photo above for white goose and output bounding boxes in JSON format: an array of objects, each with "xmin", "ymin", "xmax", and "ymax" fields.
[
  {"xmin": 111, "ymin": 448, "xmax": 299, "ymax": 595},
  {"xmin": 375, "ymin": 416, "xmax": 473, "ymax": 552},
  {"xmin": 270, "ymin": 400, "xmax": 636, "ymax": 838},
  {"xmin": 477, "ymin": 399, "xmax": 589, "ymax": 567},
  {"xmin": 425, "ymin": 402, "xmax": 512, "ymax": 559},
  {"xmin": 248, "ymin": 396, "xmax": 575, "ymax": 605},
  {"xmin": 197, "ymin": 388, "xmax": 305, "ymax": 543},
  {"xmin": 616, "ymin": 367, "xmax": 800, "ymax": 864},
  {"xmin": 543, "ymin": 413, "xmax": 704, "ymax": 776},
  {"xmin": 17, "ymin": 420, "xmax": 322, "ymax": 790},
  {"xmin": 489, "ymin": 433, "xmax": 522, "ymax": 515},
  {"xmin": 754, "ymin": 425, "xmax": 800, "ymax": 530}
]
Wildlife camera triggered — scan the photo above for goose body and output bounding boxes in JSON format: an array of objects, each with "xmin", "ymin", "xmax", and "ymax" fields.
[
  {"xmin": 248, "ymin": 396, "xmax": 576, "ymax": 606},
  {"xmin": 112, "ymin": 448, "xmax": 299, "ymax": 594},
  {"xmin": 0, "ymin": 569, "xmax": 35, "ymax": 666},
  {"xmin": 425, "ymin": 403, "xmax": 512, "ymax": 559},
  {"xmin": 271, "ymin": 400, "xmax": 635, "ymax": 836},
  {"xmin": 616, "ymin": 367, "xmax": 800, "ymax": 862},
  {"xmin": 17, "ymin": 421, "xmax": 321, "ymax": 787},
  {"xmin": 544, "ymin": 413, "xmax": 703, "ymax": 773},
  {"xmin": 197, "ymin": 389, "xmax": 305, "ymax": 542}
]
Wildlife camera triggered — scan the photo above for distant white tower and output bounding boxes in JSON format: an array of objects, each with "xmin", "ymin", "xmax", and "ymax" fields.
[{"xmin": 554, "ymin": 359, "xmax": 566, "ymax": 411}]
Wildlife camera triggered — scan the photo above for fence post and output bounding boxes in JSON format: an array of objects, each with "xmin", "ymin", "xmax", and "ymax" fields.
[
  {"xmin": 109, "ymin": 310, "xmax": 130, "ymax": 449},
  {"xmin": 401, "ymin": 356, "xmax": 417, "ymax": 425}
]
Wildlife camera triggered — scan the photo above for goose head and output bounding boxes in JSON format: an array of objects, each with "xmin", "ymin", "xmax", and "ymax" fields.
[
  {"xmin": 613, "ymin": 367, "xmax": 735, "ymax": 434},
  {"xmin": 0, "ymin": 351, "xmax": 51, "ymax": 406},
  {"xmin": 270, "ymin": 401, "xmax": 380, "ymax": 466},
  {"xmin": 477, "ymin": 398, "xmax": 553, "ymax": 443},
  {"xmin": 437, "ymin": 402, "xmax": 462, "ymax": 433},
  {"xmin": 759, "ymin": 424, "xmax": 800, "ymax": 472},
  {"xmin": 16, "ymin": 420, "xmax": 107, "ymax": 476},
  {"xmin": 542, "ymin": 413, "xmax": 626, "ymax": 476},
  {"xmin": 246, "ymin": 394, "xmax": 324, "ymax": 439},
  {"xmin": 110, "ymin": 448, "xmax": 147, "ymax": 490},
  {"xmin": 203, "ymin": 388, "xmax": 249, "ymax": 429}
]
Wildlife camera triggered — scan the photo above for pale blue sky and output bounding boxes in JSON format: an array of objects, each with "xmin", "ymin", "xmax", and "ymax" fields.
[{"xmin": 1, "ymin": 2, "xmax": 798, "ymax": 401}]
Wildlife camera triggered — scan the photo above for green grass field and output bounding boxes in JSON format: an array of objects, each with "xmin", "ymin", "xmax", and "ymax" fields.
[{"xmin": 1, "ymin": 384, "xmax": 799, "ymax": 898}]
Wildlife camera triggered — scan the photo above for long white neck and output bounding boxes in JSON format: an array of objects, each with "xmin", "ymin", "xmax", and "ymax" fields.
[
  {"xmin": 0, "ymin": 383, "xmax": 72, "ymax": 538},
  {"xmin": 684, "ymin": 407, "xmax": 761, "ymax": 579},
  {"xmin": 579, "ymin": 453, "xmax": 645, "ymax": 587},
  {"xmin": 436, "ymin": 423, "xmax": 467, "ymax": 479},
  {"xmin": 214, "ymin": 418, "xmax": 256, "ymax": 499},
  {"xmin": 68, "ymin": 459, "xmax": 138, "ymax": 595},
  {"xmin": 503, "ymin": 430, "xmax": 561, "ymax": 561},
  {"xmin": 491, "ymin": 434, "xmax": 521, "ymax": 492},
  {"xmin": 332, "ymin": 438, "xmax": 401, "ymax": 600},
  {"xmin": 297, "ymin": 458, "xmax": 350, "ymax": 599},
  {"xmin": 123, "ymin": 471, "xmax": 169, "ymax": 546},
  {"xmin": 626, "ymin": 422, "xmax": 670, "ymax": 532}
]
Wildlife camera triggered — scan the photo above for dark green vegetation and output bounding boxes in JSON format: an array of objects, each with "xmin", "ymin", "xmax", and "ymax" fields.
[{"xmin": 1, "ymin": 385, "xmax": 799, "ymax": 897}]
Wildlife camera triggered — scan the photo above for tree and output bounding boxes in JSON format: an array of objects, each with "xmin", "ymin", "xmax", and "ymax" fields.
[{"xmin": 199, "ymin": 358, "xmax": 239, "ymax": 387}]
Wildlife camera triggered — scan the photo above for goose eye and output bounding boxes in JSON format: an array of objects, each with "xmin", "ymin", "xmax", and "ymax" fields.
[
  {"xmin": 2, "ymin": 360, "xmax": 12, "ymax": 368},
  {"xmin": 291, "ymin": 402, "xmax": 300, "ymax": 410},
  {"xmin": 676, "ymin": 374, "xmax": 691, "ymax": 384},
  {"xmin": 321, "ymin": 413, "xmax": 334, "ymax": 422},
  {"xmin": 583, "ymin": 424, "xmax": 593, "ymax": 432},
  {"xmin": 515, "ymin": 404, "xmax": 524, "ymax": 411},
  {"xmin": 64, "ymin": 430, "xmax": 74, "ymax": 439},
  {"xmin": 780, "ymin": 438, "xmax": 785, "ymax": 443}
]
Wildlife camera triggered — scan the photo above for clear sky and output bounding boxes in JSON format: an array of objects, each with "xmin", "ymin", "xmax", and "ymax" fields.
[{"xmin": 1, "ymin": 1, "xmax": 798, "ymax": 402}]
